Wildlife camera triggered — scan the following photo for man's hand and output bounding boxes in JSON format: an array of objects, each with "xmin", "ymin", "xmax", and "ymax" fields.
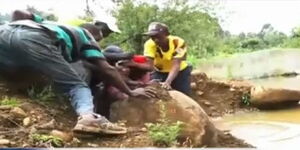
[
  {"xmin": 130, "ymin": 87, "xmax": 157, "ymax": 98},
  {"xmin": 160, "ymin": 82, "xmax": 172, "ymax": 90}
]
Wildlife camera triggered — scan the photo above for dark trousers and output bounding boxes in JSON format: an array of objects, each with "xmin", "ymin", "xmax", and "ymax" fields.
[{"xmin": 151, "ymin": 65, "xmax": 192, "ymax": 95}]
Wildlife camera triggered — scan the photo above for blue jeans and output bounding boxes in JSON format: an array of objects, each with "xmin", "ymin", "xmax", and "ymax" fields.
[
  {"xmin": 151, "ymin": 65, "xmax": 192, "ymax": 95},
  {"xmin": 0, "ymin": 24, "xmax": 93, "ymax": 115}
]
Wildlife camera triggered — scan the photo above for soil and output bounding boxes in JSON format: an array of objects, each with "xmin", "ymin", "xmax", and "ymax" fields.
[
  {"xmin": 0, "ymin": 72, "xmax": 255, "ymax": 148},
  {"xmin": 191, "ymin": 72, "xmax": 258, "ymax": 117}
]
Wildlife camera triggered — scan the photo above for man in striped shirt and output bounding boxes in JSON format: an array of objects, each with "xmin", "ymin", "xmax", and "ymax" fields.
[{"xmin": 0, "ymin": 10, "xmax": 155, "ymax": 135}]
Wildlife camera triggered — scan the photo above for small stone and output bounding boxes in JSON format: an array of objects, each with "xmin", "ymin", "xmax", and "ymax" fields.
[
  {"xmin": 211, "ymin": 112, "xmax": 219, "ymax": 117},
  {"xmin": 50, "ymin": 130, "xmax": 73, "ymax": 142},
  {"xmin": 37, "ymin": 115, "xmax": 42, "ymax": 120},
  {"xmin": 0, "ymin": 139, "xmax": 10, "ymax": 145},
  {"xmin": 9, "ymin": 141, "xmax": 16, "ymax": 146},
  {"xmin": 228, "ymin": 110, "xmax": 234, "ymax": 114},
  {"xmin": 196, "ymin": 91, "xmax": 204, "ymax": 96},
  {"xmin": 141, "ymin": 127, "xmax": 147, "ymax": 132},
  {"xmin": 72, "ymin": 137, "xmax": 81, "ymax": 144},
  {"xmin": 29, "ymin": 127, "xmax": 37, "ymax": 134},
  {"xmin": 22, "ymin": 143, "xmax": 30, "ymax": 147},
  {"xmin": 203, "ymin": 101, "xmax": 212, "ymax": 106},
  {"xmin": 19, "ymin": 103, "xmax": 34, "ymax": 112},
  {"xmin": 23, "ymin": 117, "xmax": 31, "ymax": 127},
  {"xmin": 229, "ymin": 88, "xmax": 236, "ymax": 91},
  {"xmin": 190, "ymin": 82, "xmax": 197, "ymax": 90},
  {"xmin": 37, "ymin": 119, "xmax": 56, "ymax": 129},
  {"xmin": 10, "ymin": 107, "xmax": 27, "ymax": 118},
  {"xmin": 210, "ymin": 106, "xmax": 217, "ymax": 110},
  {"xmin": 118, "ymin": 122, "xmax": 126, "ymax": 127},
  {"xmin": 87, "ymin": 143, "xmax": 99, "ymax": 147},
  {"xmin": 0, "ymin": 105, "xmax": 12, "ymax": 110}
]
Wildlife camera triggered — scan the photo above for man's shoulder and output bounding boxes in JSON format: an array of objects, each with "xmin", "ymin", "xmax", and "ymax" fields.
[
  {"xmin": 145, "ymin": 38, "xmax": 156, "ymax": 46},
  {"xmin": 168, "ymin": 35, "xmax": 184, "ymax": 41}
]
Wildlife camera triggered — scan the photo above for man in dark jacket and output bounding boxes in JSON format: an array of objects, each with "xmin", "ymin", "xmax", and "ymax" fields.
[{"xmin": 0, "ymin": 10, "xmax": 155, "ymax": 135}]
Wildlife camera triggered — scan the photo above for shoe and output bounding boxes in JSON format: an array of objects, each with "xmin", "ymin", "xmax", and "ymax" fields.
[{"xmin": 73, "ymin": 113, "xmax": 127, "ymax": 135}]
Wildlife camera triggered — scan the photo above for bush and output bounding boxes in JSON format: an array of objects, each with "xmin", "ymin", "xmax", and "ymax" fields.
[
  {"xmin": 145, "ymin": 100, "xmax": 183, "ymax": 147},
  {"xmin": 0, "ymin": 96, "xmax": 20, "ymax": 107}
]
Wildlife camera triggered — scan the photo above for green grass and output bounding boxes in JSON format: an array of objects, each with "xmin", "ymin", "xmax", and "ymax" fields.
[
  {"xmin": 30, "ymin": 133, "xmax": 64, "ymax": 147},
  {"xmin": 0, "ymin": 96, "xmax": 20, "ymax": 107}
]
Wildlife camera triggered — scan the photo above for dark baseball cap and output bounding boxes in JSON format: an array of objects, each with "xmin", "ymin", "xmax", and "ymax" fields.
[{"xmin": 143, "ymin": 22, "xmax": 169, "ymax": 36}]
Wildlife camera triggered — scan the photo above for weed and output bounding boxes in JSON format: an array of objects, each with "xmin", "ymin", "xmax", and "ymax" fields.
[
  {"xmin": 241, "ymin": 92, "xmax": 251, "ymax": 106},
  {"xmin": 27, "ymin": 85, "xmax": 56, "ymax": 101},
  {"xmin": 30, "ymin": 133, "xmax": 64, "ymax": 147},
  {"xmin": 0, "ymin": 96, "xmax": 20, "ymax": 107},
  {"xmin": 145, "ymin": 100, "xmax": 183, "ymax": 147}
]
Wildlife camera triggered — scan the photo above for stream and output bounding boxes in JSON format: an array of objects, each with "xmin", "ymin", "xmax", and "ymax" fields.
[{"xmin": 216, "ymin": 76, "xmax": 300, "ymax": 148}]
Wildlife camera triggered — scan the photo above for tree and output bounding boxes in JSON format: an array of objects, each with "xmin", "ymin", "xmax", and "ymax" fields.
[
  {"xmin": 103, "ymin": 0, "xmax": 223, "ymax": 58},
  {"xmin": 26, "ymin": 6, "xmax": 58, "ymax": 21}
]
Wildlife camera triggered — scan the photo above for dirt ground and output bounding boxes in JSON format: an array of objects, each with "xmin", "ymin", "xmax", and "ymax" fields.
[
  {"xmin": 190, "ymin": 72, "xmax": 258, "ymax": 117},
  {"xmin": 0, "ymin": 73, "xmax": 254, "ymax": 148}
]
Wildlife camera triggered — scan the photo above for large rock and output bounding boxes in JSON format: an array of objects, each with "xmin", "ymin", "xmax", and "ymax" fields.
[
  {"xmin": 109, "ymin": 87, "xmax": 218, "ymax": 147},
  {"xmin": 250, "ymin": 86, "xmax": 300, "ymax": 105}
]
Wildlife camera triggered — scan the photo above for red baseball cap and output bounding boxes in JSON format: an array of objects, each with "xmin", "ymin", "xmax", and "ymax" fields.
[{"xmin": 133, "ymin": 55, "xmax": 147, "ymax": 63}]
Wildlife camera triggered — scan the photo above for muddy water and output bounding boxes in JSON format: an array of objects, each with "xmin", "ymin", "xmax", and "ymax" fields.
[{"xmin": 216, "ymin": 76, "xmax": 300, "ymax": 148}]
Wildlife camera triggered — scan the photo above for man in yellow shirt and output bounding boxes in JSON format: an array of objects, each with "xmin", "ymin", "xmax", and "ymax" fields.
[{"xmin": 143, "ymin": 22, "xmax": 192, "ymax": 95}]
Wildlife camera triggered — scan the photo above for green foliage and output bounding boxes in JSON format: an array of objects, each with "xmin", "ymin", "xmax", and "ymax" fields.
[
  {"xmin": 96, "ymin": 0, "xmax": 300, "ymax": 64},
  {"xmin": 241, "ymin": 92, "xmax": 251, "ymax": 106},
  {"xmin": 26, "ymin": 6, "xmax": 58, "ymax": 21},
  {"xmin": 281, "ymin": 27, "xmax": 300, "ymax": 48},
  {"xmin": 30, "ymin": 133, "xmax": 64, "ymax": 147},
  {"xmin": 220, "ymin": 23, "xmax": 289, "ymax": 56},
  {"xmin": 0, "ymin": 96, "xmax": 20, "ymax": 107},
  {"xmin": 105, "ymin": 0, "xmax": 294, "ymax": 62},
  {"xmin": 27, "ymin": 85, "xmax": 56, "ymax": 101},
  {"xmin": 145, "ymin": 100, "xmax": 183, "ymax": 147},
  {"xmin": 103, "ymin": 0, "xmax": 223, "ymax": 58},
  {"xmin": 282, "ymin": 38, "xmax": 300, "ymax": 48},
  {"xmin": 240, "ymin": 38, "xmax": 261, "ymax": 49}
]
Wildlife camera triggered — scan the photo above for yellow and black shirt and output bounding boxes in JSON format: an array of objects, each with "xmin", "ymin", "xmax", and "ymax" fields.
[{"xmin": 143, "ymin": 35, "xmax": 188, "ymax": 73}]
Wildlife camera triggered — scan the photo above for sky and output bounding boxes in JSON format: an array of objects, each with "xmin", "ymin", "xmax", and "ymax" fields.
[
  {"xmin": 222, "ymin": 0, "xmax": 300, "ymax": 35},
  {"xmin": 1, "ymin": 0, "xmax": 300, "ymax": 35}
]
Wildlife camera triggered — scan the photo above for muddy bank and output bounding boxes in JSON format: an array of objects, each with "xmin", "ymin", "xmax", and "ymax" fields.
[
  {"xmin": 0, "ymin": 74, "xmax": 253, "ymax": 148},
  {"xmin": 191, "ymin": 72, "xmax": 258, "ymax": 117}
]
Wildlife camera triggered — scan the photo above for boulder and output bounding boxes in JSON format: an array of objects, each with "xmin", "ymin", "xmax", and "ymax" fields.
[
  {"xmin": 109, "ymin": 87, "xmax": 218, "ymax": 147},
  {"xmin": 250, "ymin": 86, "xmax": 300, "ymax": 105}
]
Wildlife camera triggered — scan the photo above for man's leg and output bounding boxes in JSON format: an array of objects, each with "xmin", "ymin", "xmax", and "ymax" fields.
[
  {"xmin": 10, "ymin": 26, "xmax": 93, "ymax": 115},
  {"xmin": 70, "ymin": 61, "xmax": 92, "ymax": 84},
  {"xmin": 10, "ymin": 26, "xmax": 126, "ymax": 134},
  {"xmin": 171, "ymin": 65, "xmax": 193, "ymax": 95}
]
